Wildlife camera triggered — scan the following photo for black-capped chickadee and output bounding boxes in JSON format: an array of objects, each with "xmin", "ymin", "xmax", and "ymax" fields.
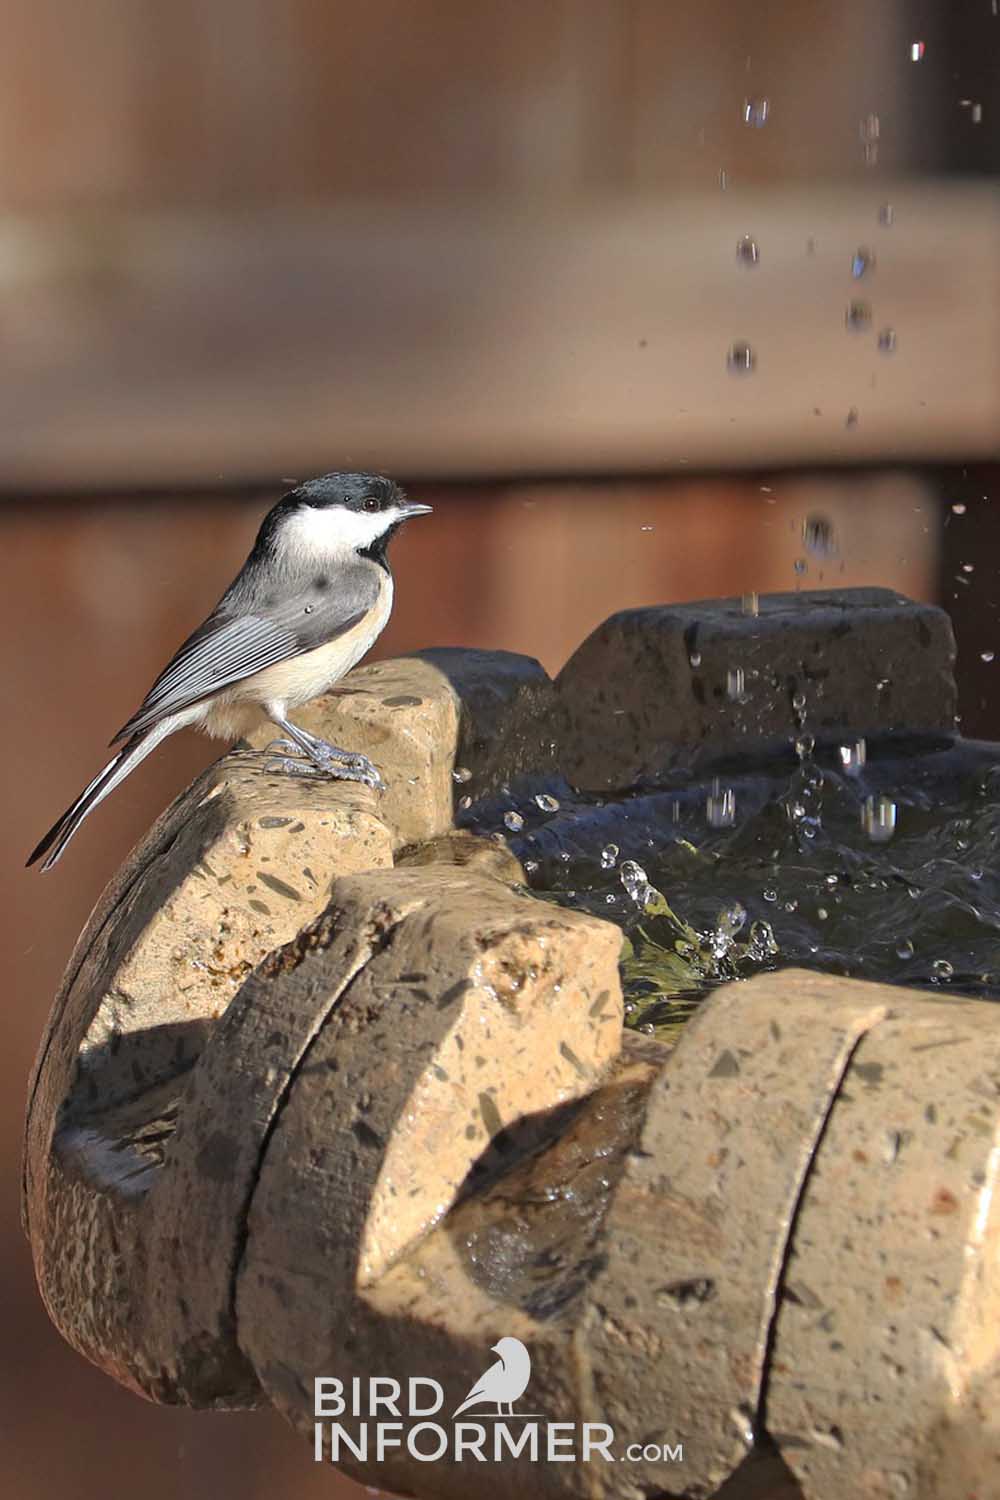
[{"xmin": 28, "ymin": 471, "xmax": 432, "ymax": 871}]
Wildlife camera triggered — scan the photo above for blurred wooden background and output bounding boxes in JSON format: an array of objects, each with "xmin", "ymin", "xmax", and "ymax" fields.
[
  {"xmin": 2, "ymin": 4, "xmax": 997, "ymax": 1500},
  {"xmin": 0, "ymin": 0, "xmax": 994, "ymax": 486}
]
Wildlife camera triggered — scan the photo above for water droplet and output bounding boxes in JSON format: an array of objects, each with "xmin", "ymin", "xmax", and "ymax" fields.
[
  {"xmin": 752, "ymin": 918, "xmax": 780, "ymax": 956},
  {"xmin": 795, "ymin": 733, "xmax": 815, "ymax": 759},
  {"xmin": 851, "ymin": 247, "xmax": 875, "ymax": 279},
  {"xmin": 534, "ymin": 793, "xmax": 560, "ymax": 813},
  {"xmin": 878, "ymin": 203, "xmax": 895, "ymax": 227},
  {"xmin": 452, "ymin": 766, "xmax": 472, "ymax": 783},
  {"xmin": 719, "ymin": 167, "xmax": 729, "ymax": 191},
  {"xmin": 791, "ymin": 691, "xmax": 807, "ymax": 713},
  {"xmin": 741, "ymin": 591, "xmax": 759, "ymax": 616},
  {"xmin": 303, "ymin": 603, "xmax": 314, "ymax": 614},
  {"xmin": 932, "ymin": 958, "xmax": 954, "ymax": 980},
  {"xmin": 707, "ymin": 783, "xmax": 737, "ymax": 828},
  {"xmin": 523, "ymin": 859, "xmax": 538, "ymax": 873},
  {"xmin": 817, "ymin": 906, "xmax": 829, "ymax": 920},
  {"xmin": 727, "ymin": 341, "xmax": 756, "ymax": 375},
  {"xmin": 846, "ymin": 407, "xmax": 860, "ymax": 428},
  {"xmin": 763, "ymin": 887, "xmax": 777, "ymax": 903},
  {"xmin": 793, "ymin": 557, "xmax": 808, "ymax": 575},
  {"xmin": 862, "ymin": 795, "xmax": 897, "ymax": 844},
  {"xmin": 896, "ymin": 939, "xmax": 914, "ymax": 960},
  {"xmin": 736, "ymin": 235, "xmax": 759, "ymax": 267},
  {"xmin": 503, "ymin": 810, "xmax": 524, "ymax": 832},
  {"xmin": 600, "ymin": 843, "xmax": 619, "ymax": 870},
  {"xmin": 962, "ymin": 562, "xmax": 975, "ymax": 574},
  {"xmin": 877, "ymin": 327, "xmax": 897, "ymax": 355},
  {"xmin": 458, "ymin": 794, "xmax": 472, "ymax": 810},
  {"xmin": 981, "ymin": 650, "xmax": 995, "ymax": 663},
  {"xmin": 846, "ymin": 300, "xmax": 872, "ymax": 333},
  {"xmin": 689, "ymin": 651, "xmax": 702, "ymax": 668},
  {"xmin": 620, "ymin": 860, "xmax": 653, "ymax": 907},
  {"xmin": 951, "ymin": 502, "xmax": 967, "ymax": 515},
  {"xmin": 910, "ymin": 39, "xmax": 925, "ymax": 61},
  {"xmin": 839, "ymin": 739, "xmax": 867, "ymax": 773},
  {"xmin": 742, "ymin": 97, "xmax": 769, "ymax": 128},
  {"xmin": 727, "ymin": 666, "xmax": 746, "ymax": 702},
  {"xmin": 803, "ymin": 514, "xmax": 836, "ymax": 556},
  {"xmin": 720, "ymin": 902, "xmax": 747, "ymax": 937}
]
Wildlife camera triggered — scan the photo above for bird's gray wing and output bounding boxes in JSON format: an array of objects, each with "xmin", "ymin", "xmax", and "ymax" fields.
[{"xmin": 111, "ymin": 565, "xmax": 380, "ymax": 743}]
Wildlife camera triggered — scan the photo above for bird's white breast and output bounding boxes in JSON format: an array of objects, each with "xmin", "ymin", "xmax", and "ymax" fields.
[{"xmin": 247, "ymin": 573, "xmax": 393, "ymax": 709}]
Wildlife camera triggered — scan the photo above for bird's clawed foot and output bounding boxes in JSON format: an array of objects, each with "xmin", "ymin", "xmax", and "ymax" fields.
[{"xmin": 263, "ymin": 734, "xmax": 384, "ymax": 791}]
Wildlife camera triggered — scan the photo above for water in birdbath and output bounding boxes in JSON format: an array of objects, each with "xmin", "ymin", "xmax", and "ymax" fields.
[{"xmin": 459, "ymin": 733, "xmax": 1000, "ymax": 1045}]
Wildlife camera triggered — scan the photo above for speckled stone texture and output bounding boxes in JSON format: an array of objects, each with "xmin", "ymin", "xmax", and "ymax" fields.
[
  {"xmin": 23, "ymin": 754, "xmax": 394, "ymax": 1403},
  {"xmin": 243, "ymin": 648, "xmax": 556, "ymax": 846},
  {"xmin": 24, "ymin": 591, "xmax": 1000, "ymax": 1500},
  {"xmin": 555, "ymin": 588, "xmax": 956, "ymax": 792}
]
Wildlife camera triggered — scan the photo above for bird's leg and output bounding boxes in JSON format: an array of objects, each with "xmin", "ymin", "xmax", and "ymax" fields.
[{"xmin": 268, "ymin": 715, "xmax": 384, "ymax": 790}]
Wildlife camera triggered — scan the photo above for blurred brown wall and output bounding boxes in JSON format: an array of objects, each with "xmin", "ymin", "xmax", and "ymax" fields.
[{"xmin": 0, "ymin": 0, "xmax": 922, "ymax": 213}]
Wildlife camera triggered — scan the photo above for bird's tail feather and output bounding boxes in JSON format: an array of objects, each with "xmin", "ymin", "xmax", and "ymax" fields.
[{"xmin": 27, "ymin": 720, "xmax": 174, "ymax": 871}]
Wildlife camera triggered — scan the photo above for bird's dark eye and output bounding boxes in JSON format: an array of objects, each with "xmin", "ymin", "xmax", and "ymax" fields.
[{"xmin": 363, "ymin": 496, "xmax": 381, "ymax": 512}]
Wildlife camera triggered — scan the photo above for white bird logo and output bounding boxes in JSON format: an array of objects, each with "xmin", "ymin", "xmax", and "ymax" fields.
[{"xmin": 453, "ymin": 1336, "xmax": 532, "ymax": 1418}]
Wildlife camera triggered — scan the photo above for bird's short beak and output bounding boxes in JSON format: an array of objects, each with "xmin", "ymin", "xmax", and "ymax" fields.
[
  {"xmin": 490, "ymin": 1342, "xmax": 501, "ymax": 1353},
  {"xmin": 400, "ymin": 502, "xmax": 433, "ymax": 519}
]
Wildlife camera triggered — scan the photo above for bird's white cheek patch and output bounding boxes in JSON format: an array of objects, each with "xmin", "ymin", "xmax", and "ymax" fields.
[{"xmin": 285, "ymin": 505, "xmax": 388, "ymax": 560}]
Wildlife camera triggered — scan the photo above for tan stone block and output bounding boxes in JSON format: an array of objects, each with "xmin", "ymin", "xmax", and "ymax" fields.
[
  {"xmin": 556, "ymin": 588, "xmax": 956, "ymax": 792},
  {"xmin": 243, "ymin": 649, "xmax": 555, "ymax": 847},
  {"xmin": 23, "ymin": 751, "xmax": 394, "ymax": 1403},
  {"xmin": 768, "ymin": 992, "xmax": 1000, "ymax": 1500},
  {"xmin": 236, "ymin": 865, "xmax": 624, "ymax": 1420}
]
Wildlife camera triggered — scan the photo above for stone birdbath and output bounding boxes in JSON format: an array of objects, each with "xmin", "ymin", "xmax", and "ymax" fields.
[{"xmin": 23, "ymin": 589, "xmax": 1000, "ymax": 1500}]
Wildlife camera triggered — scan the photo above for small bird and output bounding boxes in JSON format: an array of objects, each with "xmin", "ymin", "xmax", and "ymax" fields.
[
  {"xmin": 453, "ymin": 1337, "xmax": 532, "ymax": 1418},
  {"xmin": 28, "ymin": 471, "xmax": 431, "ymax": 871}
]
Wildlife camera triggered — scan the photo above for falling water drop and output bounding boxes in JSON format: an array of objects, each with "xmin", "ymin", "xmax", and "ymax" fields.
[
  {"xmin": 878, "ymin": 203, "xmax": 895, "ymax": 227},
  {"xmin": 736, "ymin": 235, "xmax": 760, "ymax": 267},
  {"xmin": 803, "ymin": 515, "xmax": 836, "ymax": 556},
  {"xmin": 981, "ymin": 650, "xmax": 995, "ymax": 663},
  {"xmin": 839, "ymin": 739, "xmax": 867, "ymax": 774},
  {"xmin": 851, "ymin": 247, "xmax": 875, "ymax": 279},
  {"xmin": 726, "ymin": 666, "xmax": 746, "ymax": 703},
  {"xmin": 846, "ymin": 301, "xmax": 872, "ymax": 333},
  {"xmin": 600, "ymin": 843, "xmax": 619, "ymax": 870},
  {"xmin": 504, "ymin": 810, "xmax": 524, "ymax": 832},
  {"xmin": 742, "ymin": 97, "xmax": 770, "ymax": 128},
  {"xmin": 862, "ymin": 796, "xmax": 897, "ymax": 844},
  {"xmin": 534, "ymin": 793, "xmax": 560, "ymax": 813},
  {"xmin": 727, "ymin": 341, "xmax": 756, "ymax": 375},
  {"xmin": 707, "ymin": 783, "xmax": 737, "ymax": 829},
  {"xmin": 877, "ymin": 327, "xmax": 897, "ymax": 355}
]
